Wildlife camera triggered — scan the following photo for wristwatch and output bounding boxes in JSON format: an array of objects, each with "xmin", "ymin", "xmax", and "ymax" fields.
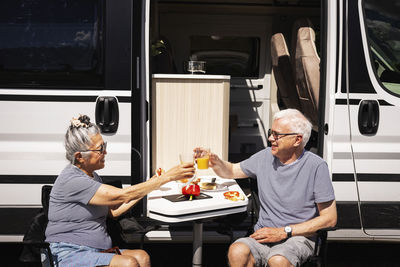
[{"xmin": 284, "ymin": 226, "xmax": 292, "ymax": 238}]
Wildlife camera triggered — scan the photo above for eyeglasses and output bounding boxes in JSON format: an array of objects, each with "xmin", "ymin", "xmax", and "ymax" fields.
[
  {"xmin": 83, "ymin": 142, "xmax": 107, "ymax": 154},
  {"xmin": 268, "ymin": 129, "xmax": 299, "ymax": 140}
]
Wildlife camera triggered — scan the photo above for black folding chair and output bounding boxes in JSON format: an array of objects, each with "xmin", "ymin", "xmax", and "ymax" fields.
[
  {"xmin": 20, "ymin": 181, "xmax": 160, "ymax": 266},
  {"xmin": 19, "ymin": 185, "xmax": 54, "ymax": 267}
]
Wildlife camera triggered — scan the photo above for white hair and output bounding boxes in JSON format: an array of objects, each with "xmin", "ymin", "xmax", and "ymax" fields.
[
  {"xmin": 273, "ymin": 109, "xmax": 312, "ymax": 147},
  {"xmin": 64, "ymin": 115, "xmax": 101, "ymax": 164}
]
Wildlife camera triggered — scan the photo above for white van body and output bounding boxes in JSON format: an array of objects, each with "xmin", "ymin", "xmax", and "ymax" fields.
[{"xmin": 0, "ymin": 0, "xmax": 399, "ymax": 243}]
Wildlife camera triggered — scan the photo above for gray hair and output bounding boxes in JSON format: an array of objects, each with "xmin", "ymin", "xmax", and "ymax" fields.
[
  {"xmin": 273, "ymin": 109, "xmax": 312, "ymax": 147},
  {"xmin": 65, "ymin": 115, "xmax": 101, "ymax": 164}
]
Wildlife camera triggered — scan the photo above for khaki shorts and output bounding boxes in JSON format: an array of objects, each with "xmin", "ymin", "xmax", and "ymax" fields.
[{"xmin": 234, "ymin": 236, "xmax": 315, "ymax": 267}]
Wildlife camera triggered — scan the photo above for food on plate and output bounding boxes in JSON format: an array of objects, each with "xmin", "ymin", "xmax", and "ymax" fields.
[
  {"xmin": 178, "ymin": 178, "xmax": 189, "ymax": 183},
  {"xmin": 182, "ymin": 184, "xmax": 200, "ymax": 200},
  {"xmin": 178, "ymin": 177, "xmax": 200, "ymax": 184},
  {"xmin": 223, "ymin": 191, "xmax": 244, "ymax": 201},
  {"xmin": 200, "ymin": 182, "xmax": 217, "ymax": 190}
]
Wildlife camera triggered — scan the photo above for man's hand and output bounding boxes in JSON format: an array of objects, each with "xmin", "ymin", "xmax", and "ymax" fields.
[{"xmin": 250, "ymin": 227, "xmax": 287, "ymax": 243}]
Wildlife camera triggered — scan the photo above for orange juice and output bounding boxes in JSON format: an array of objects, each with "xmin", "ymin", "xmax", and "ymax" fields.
[{"xmin": 197, "ymin": 157, "xmax": 209, "ymax": 169}]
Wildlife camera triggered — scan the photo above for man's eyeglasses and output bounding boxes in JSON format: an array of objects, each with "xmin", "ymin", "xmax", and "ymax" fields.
[
  {"xmin": 83, "ymin": 142, "xmax": 107, "ymax": 154},
  {"xmin": 268, "ymin": 129, "xmax": 299, "ymax": 140}
]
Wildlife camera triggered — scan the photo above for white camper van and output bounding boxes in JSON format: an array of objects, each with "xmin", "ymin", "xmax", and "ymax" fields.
[{"xmin": 0, "ymin": 0, "xmax": 399, "ymax": 243}]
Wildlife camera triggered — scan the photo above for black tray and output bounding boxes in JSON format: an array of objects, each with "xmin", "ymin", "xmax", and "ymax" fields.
[{"xmin": 162, "ymin": 193, "xmax": 212, "ymax": 202}]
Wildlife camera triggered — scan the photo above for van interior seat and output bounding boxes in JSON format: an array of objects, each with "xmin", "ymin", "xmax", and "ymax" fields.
[
  {"xmin": 294, "ymin": 23, "xmax": 320, "ymax": 127},
  {"xmin": 290, "ymin": 18, "xmax": 314, "ymax": 71},
  {"xmin": 270, "ymin": 33, "xmax": 302, "ymax": 111}
]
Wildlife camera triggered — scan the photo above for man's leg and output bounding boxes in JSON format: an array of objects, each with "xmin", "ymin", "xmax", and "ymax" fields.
[
  {"xmin": 268, "ymin": 255, "xmax": 293, "ymax": 267},
  {"xmin": 228, "ymin": 242, "xmax": 255, "ymax": 267},
  {"xmin": 267, "ymin": 236, "xmax": 315, "ymax": 267}
]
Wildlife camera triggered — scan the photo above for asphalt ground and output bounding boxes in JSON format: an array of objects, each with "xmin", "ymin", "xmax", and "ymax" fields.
[{"xmin": 3, "ymin": 241, "xmax": 400, "ymax": 267}]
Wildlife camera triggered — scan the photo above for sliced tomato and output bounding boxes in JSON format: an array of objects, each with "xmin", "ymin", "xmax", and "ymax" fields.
[{"xmin": 223, "ymin": 191, "xmax": 240, "ymax": 198}]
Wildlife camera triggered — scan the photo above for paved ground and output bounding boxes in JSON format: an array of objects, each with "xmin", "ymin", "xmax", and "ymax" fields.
[{"xmin": 3, "ymin": 241, "xmax": 399, "ymax": 267}]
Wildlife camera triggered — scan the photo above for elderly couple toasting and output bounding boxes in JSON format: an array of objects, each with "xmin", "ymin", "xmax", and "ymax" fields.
[{"xmin": 44, "ymin": 108, "xmax": 336, "ymax": 267}]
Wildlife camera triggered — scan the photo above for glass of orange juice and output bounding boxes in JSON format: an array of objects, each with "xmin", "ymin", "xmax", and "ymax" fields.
[{"xmin": 196, "ymin": 148, "xmax": 210, "ymax": 170}]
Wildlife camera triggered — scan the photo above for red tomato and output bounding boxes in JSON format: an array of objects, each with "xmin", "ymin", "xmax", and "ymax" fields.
[{"xmin": 182, "ymin": 184, "xmax": 200, "ymax": 197}]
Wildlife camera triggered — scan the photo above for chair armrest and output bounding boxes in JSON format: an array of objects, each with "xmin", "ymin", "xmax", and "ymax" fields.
[
  {"xmin": 22, "ymin": 241, "xmax": 51, "ymax": 249},
  {"xmin": 316, "ymin": 226, "xmax": 338, "ymax": 234}
]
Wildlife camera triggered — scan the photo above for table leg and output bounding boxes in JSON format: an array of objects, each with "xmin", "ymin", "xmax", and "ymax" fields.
[{"xmin": 192, "ymin": 220, "xmax": 203, "ymax": 267}]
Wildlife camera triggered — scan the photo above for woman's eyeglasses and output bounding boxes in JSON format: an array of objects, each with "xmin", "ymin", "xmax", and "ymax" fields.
[
  {"xmin": 83, "ymin": 142, "xmax": 107, "ymax": 154},
  {"xmin": 268, "ymin": 129, "xmax": 299, "ymax": 140}
]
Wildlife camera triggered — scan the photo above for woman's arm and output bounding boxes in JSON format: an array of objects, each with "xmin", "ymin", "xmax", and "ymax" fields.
[
  {"xmin": 109, "ymin": 199, "xmax": 140, "ymax": 218},
  {"xmin": 89, "ymin": 163, "xmax": 195, "ymax": 206}
]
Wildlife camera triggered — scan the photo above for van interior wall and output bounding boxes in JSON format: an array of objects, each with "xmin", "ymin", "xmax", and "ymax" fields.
[{"xmin": 151, "ymin": 0, "xmax": 320, "ymax": 160}]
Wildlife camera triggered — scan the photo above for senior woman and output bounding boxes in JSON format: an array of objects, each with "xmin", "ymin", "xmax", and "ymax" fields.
[{"xmin": 45, "ymin": 114, "xmax": 195, "ymax": 267}]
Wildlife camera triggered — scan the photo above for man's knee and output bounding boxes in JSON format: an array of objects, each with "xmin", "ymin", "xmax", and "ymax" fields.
[
  {"xmin": 268, "ymin": 255, "xmax": 293, "ymax": 267},
  {"xmin": 228, "ymin": 241, "xmax": 255, "ymax": 266},
  {"xmin": 228, "ymin": 242, "xmax": 251, "ymax": 258}
]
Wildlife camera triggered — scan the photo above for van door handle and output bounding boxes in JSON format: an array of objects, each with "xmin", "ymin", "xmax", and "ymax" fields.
[
  {"xmin": 95, "ymin": 96, "xmax": 119, "ymax": 133},
  {"xmin": 358, "ymin": 100, "xmax": 379, "ymax": 135}
]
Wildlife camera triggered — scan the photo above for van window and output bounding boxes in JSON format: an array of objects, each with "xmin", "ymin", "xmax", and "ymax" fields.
[
  {"xmin": 0, "ymin": 0, "xmax": 103, "ymax": 88},
  {"xmin": 364, "ymin": 0, "xmax": 400, "ymax": 95},
  {"xmin": 189, "ymin": 36, "xmax": 260, "ymax": 78}
]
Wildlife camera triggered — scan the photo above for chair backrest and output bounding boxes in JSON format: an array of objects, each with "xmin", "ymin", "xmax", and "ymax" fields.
[
  {"xmin": 293, "ymin": 19, "xmax": 320, "ymax": 126},
  {"xmin": 19, "ymin": 185, "xmax": 54, "ymax": 267},
  {"xmin": 270, "ymin": 33, "xmax": 302, "ymax": 111}
]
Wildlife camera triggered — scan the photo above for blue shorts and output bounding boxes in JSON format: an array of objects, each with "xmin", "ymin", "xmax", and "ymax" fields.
[{"xmin": 41, "ymin": 242, "xmax": 117, "ymax": 267}]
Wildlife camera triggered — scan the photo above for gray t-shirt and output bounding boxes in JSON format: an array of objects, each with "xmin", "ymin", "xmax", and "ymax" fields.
[
  {"xmin": 45, "ymin": 164, "xmax": 111, "ymax": 250},
  {"xmin": 240, "ymin": 148, "xmax": 335, "ymax": 231}
]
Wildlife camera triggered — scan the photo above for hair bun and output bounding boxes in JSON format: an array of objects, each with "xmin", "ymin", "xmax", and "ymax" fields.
[{"xmin": 70, "ymin": 114, "xmax": 93, "ymax": 128}]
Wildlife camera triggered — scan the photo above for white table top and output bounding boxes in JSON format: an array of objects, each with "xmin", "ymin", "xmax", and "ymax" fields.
[{"xmin": 147, "ymin": 176, "xmax": 248, "ymax": 223}]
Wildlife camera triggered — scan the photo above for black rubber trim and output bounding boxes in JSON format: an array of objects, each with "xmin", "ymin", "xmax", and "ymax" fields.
[
  {"xmin": 0, "ymin": 94, "xmax": 131, "ymax": 103},
  {"xmin": 333, "ymin": 173, "xmax": 400, "ymax": 182},
  {"xmin": 335, "ymin": 99, "xmax": 393, "ymax": 106},
  {"xmin": 336, "ymin": 201, "xmax": 361, "ymax": 228}
]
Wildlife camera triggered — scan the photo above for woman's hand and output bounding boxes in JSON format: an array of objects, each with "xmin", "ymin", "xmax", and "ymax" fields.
[{"xmin": 163, "ymin": 162, "xmax": 195, "ymax": 182}]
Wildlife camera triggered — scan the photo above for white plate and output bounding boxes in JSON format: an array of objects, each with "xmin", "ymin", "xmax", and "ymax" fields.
[{"xmin": 199, "ymin": 182, "xmax": 229, "ymax": 192}]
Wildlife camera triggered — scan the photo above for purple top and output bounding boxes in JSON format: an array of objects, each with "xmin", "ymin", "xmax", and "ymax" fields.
[
  {"xmin": 45, "ymin": 164, "xmax": 111, "ymax": 249},
  {"xmin": 240, "ymin": 148, "xmax": 335, "ymax": 231}
]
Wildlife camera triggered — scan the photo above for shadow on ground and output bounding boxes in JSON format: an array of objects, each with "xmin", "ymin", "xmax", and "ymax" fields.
[{"xmin": 2, "ymin": 241, "xmax": 400, "ymax": 267}]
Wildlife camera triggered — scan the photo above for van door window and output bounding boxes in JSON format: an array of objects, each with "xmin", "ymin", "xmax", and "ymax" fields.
[
  {"xmin": 0, "ymin": 0, "xmax": 104, "ymax": 88},
  {"xmin": 189, "ymin": 36, "xmax": 260, "ymax": 78},
  {"xmin": 364, "ymin": 0, "xmax": 400, "ymax": 96}
]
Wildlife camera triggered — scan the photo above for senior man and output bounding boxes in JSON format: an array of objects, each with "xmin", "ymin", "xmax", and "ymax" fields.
[{"xmin": 195, "ymin": 108, "xmax": 337, "ymax": 267}]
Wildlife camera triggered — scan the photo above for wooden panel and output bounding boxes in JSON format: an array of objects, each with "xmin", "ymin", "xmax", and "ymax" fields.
[{"xmin": 152, "ymin": 76, "xmax": 230, "ymax": 175}]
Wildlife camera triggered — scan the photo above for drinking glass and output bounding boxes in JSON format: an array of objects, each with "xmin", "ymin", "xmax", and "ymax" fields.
[{"xmin": 196, "ymin": 149, "xmax": 210, "ymax": 170}]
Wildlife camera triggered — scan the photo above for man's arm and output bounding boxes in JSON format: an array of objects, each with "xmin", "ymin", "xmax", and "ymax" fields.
[
  {"xmin": 250, "ymin": 200, "xmax": 337, "ymax": 243},
  {"xmin": 212, "ymin": 159, "xmax": 248, "ymax": 179},
  {"xmin": 290, "ymin": 200, "xmax": 337, "ymax": 237}
]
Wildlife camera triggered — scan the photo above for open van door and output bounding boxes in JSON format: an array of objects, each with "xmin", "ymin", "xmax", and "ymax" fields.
[
  {"xmin": 0, "ymin": 0, "xmax": 147, "ymax": 240},
  {"xmin": 344, "ymin": 0, "xmax": 400, "ymax": 236}
]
